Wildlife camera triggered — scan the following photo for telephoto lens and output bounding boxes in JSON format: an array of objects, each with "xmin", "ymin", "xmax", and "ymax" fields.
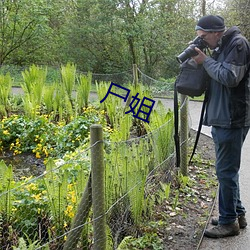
[{"xmin": 176, "ymin": 36, "xmax": 208, "ymax": 63}]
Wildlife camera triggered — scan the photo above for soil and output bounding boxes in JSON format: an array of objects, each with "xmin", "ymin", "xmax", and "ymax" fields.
[
  {"xmin": 158, "ymin": 130, "xmax": 217, "ymax": 250},
  {"xmin": 0, "ymin": 152, "xmax": 45, "ymax": 180}
]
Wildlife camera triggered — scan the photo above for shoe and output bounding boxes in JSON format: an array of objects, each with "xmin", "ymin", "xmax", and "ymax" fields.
[
  {"xmin": 204, "ymin": 222, "xmax": 240, "ymax": 238},
  {"xmin": 211, "ymin": 214, "xmax": 247, "ymax": 229}
]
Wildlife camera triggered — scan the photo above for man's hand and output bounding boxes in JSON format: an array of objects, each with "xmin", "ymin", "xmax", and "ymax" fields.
[{"xmin": 192, "ymin": 47, "xmax": 207, "ymax": 64}]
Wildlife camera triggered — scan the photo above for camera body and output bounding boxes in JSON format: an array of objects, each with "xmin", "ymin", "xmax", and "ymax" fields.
[{"xmin": 176, "ymin": 36, "xmax": 208, "ymax": 64}]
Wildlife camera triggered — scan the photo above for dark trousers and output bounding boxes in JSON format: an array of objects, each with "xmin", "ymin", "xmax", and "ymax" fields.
[{"xmin": 211, "ymin": 126, "xmax": 249, "ymax": 225}]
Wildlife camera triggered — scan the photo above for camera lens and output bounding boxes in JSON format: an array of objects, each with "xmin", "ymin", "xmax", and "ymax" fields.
[
  {"xmin": 176, "ymin": 36, "xmax": 208, "ymax": 63},
  {"xmin": 176, "ymin": 45, "xmax": 198, "ymax": 63}
]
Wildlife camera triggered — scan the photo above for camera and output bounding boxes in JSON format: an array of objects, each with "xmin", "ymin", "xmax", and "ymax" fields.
[{"xmin": 176, "ymin": 36, "xmax": 208, "ymax": 63}]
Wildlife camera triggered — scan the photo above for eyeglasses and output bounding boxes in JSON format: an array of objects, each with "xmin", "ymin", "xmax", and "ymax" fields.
[{"xmin": 199, "ymin": 32, "xmax": 214, "ymax": 40}]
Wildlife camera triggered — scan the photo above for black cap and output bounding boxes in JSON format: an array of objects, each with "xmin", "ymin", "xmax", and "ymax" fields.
[{"xmin": 195, "ymin": 15, "xmax": 225, "ymax": 32}]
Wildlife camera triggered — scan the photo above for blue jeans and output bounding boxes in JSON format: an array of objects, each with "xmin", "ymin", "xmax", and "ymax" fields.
[{"xmin": 211, "ymin": 126, "xmax": 249, "ymax": 225}]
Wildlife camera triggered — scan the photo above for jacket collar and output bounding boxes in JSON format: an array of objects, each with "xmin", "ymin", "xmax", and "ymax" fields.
[{"xmin": 212, "ymin": 26, "xmax": 241, "ymax": 58}]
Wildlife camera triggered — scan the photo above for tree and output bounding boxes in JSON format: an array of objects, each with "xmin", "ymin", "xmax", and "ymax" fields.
[
  {"xmin": 220, "ymin": 0, "xmax": 250, "ymax": 39},
  {"xmin": 0, "ymin": 0, "xmax": 49, "ymax": 65}
]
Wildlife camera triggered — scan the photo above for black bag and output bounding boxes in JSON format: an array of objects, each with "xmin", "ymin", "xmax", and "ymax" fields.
[{"xmin": 175, "ymin": 58, "xmax": 209, "ymax": 97}]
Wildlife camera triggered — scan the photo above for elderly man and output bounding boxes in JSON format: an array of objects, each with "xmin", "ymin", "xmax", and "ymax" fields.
[{"xmin": 192, "ymin": 15, "xmax": 250, "ymax": 238}]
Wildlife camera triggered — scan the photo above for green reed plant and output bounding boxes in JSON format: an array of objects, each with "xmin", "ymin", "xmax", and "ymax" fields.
[
  {"xmin": 61, "ymin": 63, "xmax": 76, "ymax": 102},
  {"xmin": 126, "ymin": 141, "xmax": 150, "ymax": 224},
  {"xmin": 0, "ymin": 161, "xmax": 14, "ymax": 222},
  {"xmin": 52, "ymin": 82, "xmax": 74, "ymax": 122},
  {"xmin": 105, "ymin": 136, "xmax": 153, "ymax": 226},
  {"xmin": 125, "ymin": 83, "xmax": 152, "ymax": 121},
  {"xmin": 42, "ymin": 157, "xmax": 91, "ymax": 248},
  {"xmin": 43, "ymin": 84, "xmax": 56, "ymax": 114},
  {"xmin": 145, "ymin": 100, "xmax": 174, "ymax": 164},
  {"xmin": 0, "ymin": 73, "xmax": 12, "ymax": 117},
  {"xmin": 96, "ymin": 81, "xmax": 110, "ymax": 111},
  {"xmin": 21, "ymin": 65, "xmax": 47, "ymax": 118},
  {"xmin": 96, "ymin": 81, "xmax": 123, "ymax": 128},
  {"xmin": 76, "ymin": 72, "xmax": 92, "ymax": 111},
  {"xmin": 43, "ymin": 159, "xmax": 69, "ymax": 233}
]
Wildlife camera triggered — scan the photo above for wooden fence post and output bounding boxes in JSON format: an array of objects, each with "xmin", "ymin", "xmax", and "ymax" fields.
[
  {"xmin": 180, "ymin": 94, "xmax": 188, "ymax": 176},
  {"xmin": 63, "ymin": 175, "xmax": 92, "ymax": 250},
  {"xmin": 91, "ymin": 124, "xmax": 106, "ymax": 250},
  {"xmin": 133, "ymin": 64, "xmax": 138, "ymax": 86}
]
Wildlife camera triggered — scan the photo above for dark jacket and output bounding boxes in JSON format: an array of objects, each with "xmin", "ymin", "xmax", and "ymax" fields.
[{"xmin": 203, "ymin": 26, "xmax": 250, "ymax": 128}]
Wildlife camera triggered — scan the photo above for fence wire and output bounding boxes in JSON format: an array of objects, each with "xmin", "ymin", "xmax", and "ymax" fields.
[{"xmin": 0, "ymin": 116, "xmax": 187, "ymax": 249}]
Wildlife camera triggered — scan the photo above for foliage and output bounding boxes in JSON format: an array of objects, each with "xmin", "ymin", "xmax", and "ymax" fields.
[
  {"xmin": 145, "ymin": 100, "xmax": 175, "ymax": 163},
  {"xmin": 13, "ymin": 235, "xmax": 46, "ymax": 250},
  {"xmin": 0, "ymin": 108, "xmax": 102, "ymax": 158},
  {"xmin": 0, "ymin": 73, "xmax": 12, "ymax": 116},
  {"xmin": 21, "ymin": 65, "xmax": 47, "ymax": 118},
  {"xmin": 76, "ymin": 71, "xmax": 92, "ymax": 110},
  {"xmin": 0, "ymin": 75, "xmax": 178, "ymax": 248},
  {"xmin": 117, "ymin": 233, "xmax": 163, "ymax": 250},
  {"xmin": 0, "ymin": 155, "xmax": 90, "ymax": 248},
  {"xmin": 0, "ymin": 0, "xmax": 52, "ymax": 65},
  {"xmin": 61, "ymin": 63, "xmax": 76, "ymax": 101},
  {"xmin": 0, "ymin": 0, "xmax": 236, "ymax": 78},
  {"xmin": 0, "ymin": 161, "xmax": 15, "ymax": 222}
]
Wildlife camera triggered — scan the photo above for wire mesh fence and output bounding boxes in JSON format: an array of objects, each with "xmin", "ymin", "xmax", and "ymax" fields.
[
  {"xmin": 0, "ymin": 65, "xmax": 191, "ymax": 249},
  {"xmin": 0, "ymin": 115, "xmax": 189, "ymax": 249}
]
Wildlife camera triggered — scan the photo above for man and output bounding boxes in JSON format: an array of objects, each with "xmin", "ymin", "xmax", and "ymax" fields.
[{"xmin": 192, "ymin": 15, "xmax": 250, "ymax": 238}]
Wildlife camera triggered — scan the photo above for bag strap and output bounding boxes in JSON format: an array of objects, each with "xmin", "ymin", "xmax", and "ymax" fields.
[
  {"xmin": 188, "ymin": 91, "xmax": 208, "ymax": 164},
  {"xmin": 174, "ymin": 80, "xmax": 180, "ymax": 168}
]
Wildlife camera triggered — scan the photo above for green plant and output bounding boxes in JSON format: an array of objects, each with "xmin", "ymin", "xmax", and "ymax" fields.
[
  {"xmin": 43, "ymin": 84, "xmax": 56, "ymax": 114},
  {"xmin": 117, "ymin": 233, "xmax": 163, "ymax": 250},
  {"xmin": 178, "ymin": 173, "xmax": 191, "ymax": 189},
  {"xmin": 172, "ymin": 190, "xmax": 180, "ymax": 210},
  {"xmin": 96, "ymin": 81, "xmax": 110, "ymax": 111},
  {"xmin": 105, "ymin": 136, "xmax": 153, "ymax": 236},
  {"xmin": 145, "ymin": 100, "xmax": 174, "ymax": 163},
  {"xmin": 76, "ymin": 72, "xmax": 92, "ymax": 110},
  {"xmin": 60, "ymin": 62, "xmax": 76, "ymax": 102},
  {"xmin": 12, "ymin": 176, "xmax": 49, "ymax": 241},
  {"xmin": 21, "ymin": 65, "xmax": 47, "ymax": 118},
  {"xmin": 0, "ymin": 73, "xmax": 12, "ymax": 117},
  {"xmin": 0, "ymin": 161, "xmax": 15, "ymax": 222},
  {"xmin": 96, "ymin": 81, "xmax": 123, "ymax": 128},
  {"xmin": 13, "ymin": 233, "xmax": 49, "ymax": 250},
  {"xmin": 157, "ymin": 182, "xmax": 171, "ymax": 204}
]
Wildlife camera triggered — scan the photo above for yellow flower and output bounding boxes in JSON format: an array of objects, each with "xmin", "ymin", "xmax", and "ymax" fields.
[
  {"xmin": 65, "ymin": 205, "xmax": 74, "ymax": 218},
  {"xmin": 3, "ymin": 130, "xmax": 9, "ymax": 135},
  {"xmin": 32, "ymin": 193, "xmax": 42, "ymax": 201},
  {"xmin": 43, "ymin": 147, "xmax": 49, "ymax": 157},
  {"xmin": 71, "ymin": 195, "xmax": 76, "ymax": 204},
  {"xmin": 36, "ymin": 152, "xmax": 41, "ymax": 159},
  {"xmin": 26, "ymin": 183, "xmax": 37, "ymax": 191},
  {"xmin": 12, "ymin": 207, "xmax": 17, "ymax": 212}
]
